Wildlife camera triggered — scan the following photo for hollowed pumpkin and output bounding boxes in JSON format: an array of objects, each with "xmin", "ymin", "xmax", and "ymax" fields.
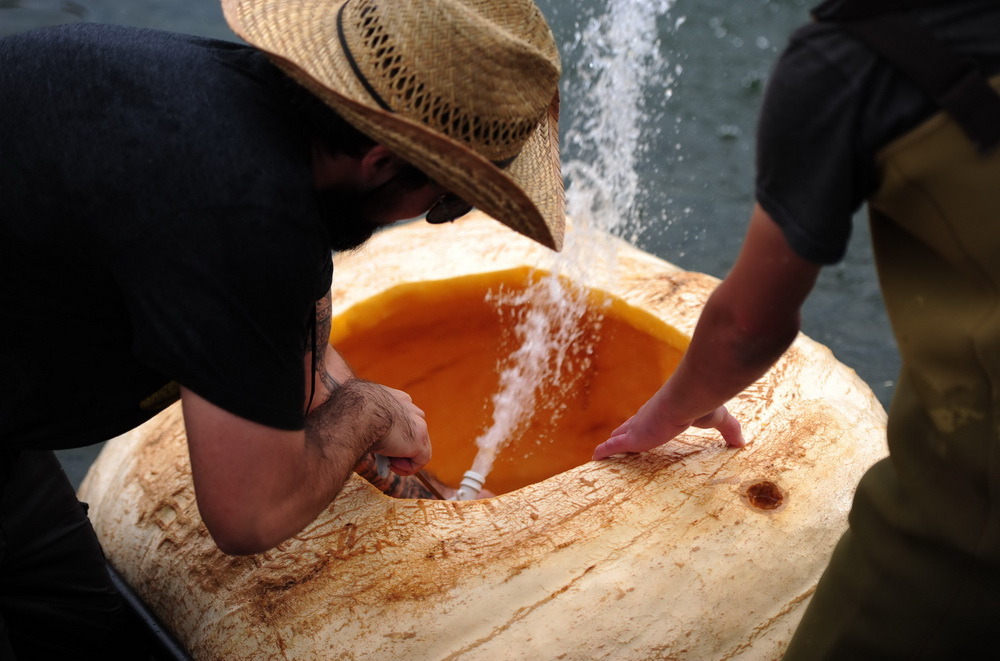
[
  {"xmin": 331, "ymin": 267, "xmax": 686, "ymax": 494},
  {"xmin": 79, "ymin": 212, "xmax": 888, "ymax": 660}
]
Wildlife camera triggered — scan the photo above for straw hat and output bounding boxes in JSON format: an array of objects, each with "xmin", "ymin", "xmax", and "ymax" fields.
[{"xmin": 222, "ymin": 0, "xmax": 565, "ymax": 250}]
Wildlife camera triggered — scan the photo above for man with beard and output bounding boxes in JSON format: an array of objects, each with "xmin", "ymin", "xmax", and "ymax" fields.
[{"xmin": 0, "ymin": 0, "xmax": 563, "ymax": 656}]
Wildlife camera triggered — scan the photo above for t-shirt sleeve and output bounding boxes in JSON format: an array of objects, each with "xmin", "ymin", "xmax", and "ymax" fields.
[
  {"xmin": 110, "ymin": 206, "xmax": 333, "ymax": 431},
  {"xmin": 754, "ymin": 27, "xmax": 871, "ymax": 265}
]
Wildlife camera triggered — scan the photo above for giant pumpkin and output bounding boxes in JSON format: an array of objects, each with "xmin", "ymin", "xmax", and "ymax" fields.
[{"xmin": 79, "ymin": 212, "xmax": 887, "ymax": 660}]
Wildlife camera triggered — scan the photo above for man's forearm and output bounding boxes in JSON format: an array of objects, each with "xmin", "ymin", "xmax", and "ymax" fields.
[
  {"xmin": 182, "ymin": 387, "xmax": 367, "ymax": 554},
  {"xmin": 184, "ymin": 377, "xmax": 419, "ymax": 555},
  {"xmin": 593, "ymin": 206, "xmax": 821, "ymax": 457},
  {"xmin": 656, "ymin": 287, "xmax": 799, "ymax": 426},
  {"xmin": 306, "ymin": 378, "xmax": 394, "ymax": 458}
]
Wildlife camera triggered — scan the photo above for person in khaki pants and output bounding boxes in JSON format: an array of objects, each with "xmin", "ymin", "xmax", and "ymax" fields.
[{"xmin": 595, "ymin": 1, "xmax": 1000, "ymax": 657}]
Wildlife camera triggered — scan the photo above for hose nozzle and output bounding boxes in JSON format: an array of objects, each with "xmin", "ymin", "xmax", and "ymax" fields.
[{"xmin": 450, "ymin": 470, "xmax": 486, "ymax": 501}]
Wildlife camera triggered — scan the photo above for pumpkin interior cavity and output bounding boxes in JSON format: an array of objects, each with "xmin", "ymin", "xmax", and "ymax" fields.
[{"xmin": 329, "ymin": 267, "xmax": 687, "ymax": 496}]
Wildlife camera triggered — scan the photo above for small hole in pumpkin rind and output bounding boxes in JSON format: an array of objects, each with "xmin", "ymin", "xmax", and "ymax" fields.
[{"xmin": 744, "ymin": 480, "xmax": 785, "ymax": 511}]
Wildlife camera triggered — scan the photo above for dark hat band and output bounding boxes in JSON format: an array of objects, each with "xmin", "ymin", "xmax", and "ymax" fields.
[{"xmin": 336, "ymin": 0, "xmax": 393, "ymax": 112}]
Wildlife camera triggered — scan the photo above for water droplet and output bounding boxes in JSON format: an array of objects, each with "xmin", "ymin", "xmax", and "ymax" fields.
[{"xmin": 716, "ymin": 124, "xmax": 742, "ymax": 140}]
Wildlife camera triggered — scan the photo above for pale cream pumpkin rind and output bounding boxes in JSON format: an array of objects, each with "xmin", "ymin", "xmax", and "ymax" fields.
[{"xmin": 79, "ymin": 212, "xmax": 887, "ymax": 660}]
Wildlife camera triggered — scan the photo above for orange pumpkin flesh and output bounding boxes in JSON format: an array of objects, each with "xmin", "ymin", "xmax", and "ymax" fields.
[{"xmin": 329, "ymin": 266, "xmax": 686, "ymax": 495}]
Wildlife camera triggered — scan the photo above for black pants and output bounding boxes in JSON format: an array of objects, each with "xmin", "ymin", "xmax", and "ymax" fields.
[{"xmin": 0, "ymin": 450, "xmax": 145, "ymax": 660}]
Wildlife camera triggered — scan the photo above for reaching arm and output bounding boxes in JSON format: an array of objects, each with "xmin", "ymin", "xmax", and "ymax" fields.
[
  {"xmin": 182, "ymin": 376, "xmax": 428, "ymax": 554},
  {"xmin": 181, "ymin": 295, "xmax": 431, "ymax": 555},
  {"xmin": 593, "ymin": 204, "xmax": 822, "ymax": 459}
]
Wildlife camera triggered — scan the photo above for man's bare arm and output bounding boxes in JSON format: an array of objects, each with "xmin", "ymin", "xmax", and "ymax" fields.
[
  {"xmin": 181, "ymin": 293, "xmax": 432, "ymax": 554},
  {"xmin": 182, "ymin": 373, "xmax": 429, "ymax": 554},
  {"xmin": 593, "ymin": 204, "xmax": 822, "ymax": 458}
]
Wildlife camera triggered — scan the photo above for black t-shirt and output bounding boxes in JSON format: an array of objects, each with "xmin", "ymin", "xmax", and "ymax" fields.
[
  {"xmin": 0, "ymin": 23, "xmax": 334, "ymax": 450},
  {"xmin": 755, "ymin": 0, "xmax": 1000, "ymax": 265}
]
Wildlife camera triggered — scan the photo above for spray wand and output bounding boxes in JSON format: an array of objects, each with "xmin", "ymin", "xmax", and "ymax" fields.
[{"xmin": 374, "ymin": 454, "xmax": 447, "ymax": 500}]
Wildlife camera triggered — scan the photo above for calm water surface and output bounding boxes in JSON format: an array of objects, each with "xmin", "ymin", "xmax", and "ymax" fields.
[{"xmin": 1, "ymin": 0, "xmax": 898, "ymax": 487}]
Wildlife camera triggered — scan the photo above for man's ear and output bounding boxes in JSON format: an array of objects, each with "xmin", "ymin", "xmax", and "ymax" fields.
[{"xmin": 358, "ymin": 145, "xmax": 406, "ymax": 190}]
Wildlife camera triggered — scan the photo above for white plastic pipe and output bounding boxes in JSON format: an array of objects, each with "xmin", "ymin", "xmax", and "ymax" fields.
[{"xmin": 451, "ymin": 470, "xmax": 486, "ymax": 501}]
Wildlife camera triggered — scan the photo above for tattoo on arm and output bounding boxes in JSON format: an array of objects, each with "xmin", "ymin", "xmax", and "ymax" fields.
[
  {"xmin": 312, "ymin": 293, "xmax": 342, "ymax": 392},
  {"xmin": 320, "ymin": 367, "xmax": 341, "ymax": 392}
]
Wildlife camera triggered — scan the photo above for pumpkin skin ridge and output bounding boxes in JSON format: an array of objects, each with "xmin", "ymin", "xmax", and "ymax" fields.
[{"xmin": 78, "ymin": 212, "xmax": 887, "ymax": 660}]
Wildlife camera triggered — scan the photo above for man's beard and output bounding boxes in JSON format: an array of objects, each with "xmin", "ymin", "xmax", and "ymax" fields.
[{"xmin": 317, "ymin": 188, "xmax": 379, "ymax": 252}]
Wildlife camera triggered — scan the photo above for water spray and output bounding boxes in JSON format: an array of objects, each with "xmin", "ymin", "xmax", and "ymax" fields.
[{"xmin": 451, "ymin": 0, "xmax": 680, "ymax": 499}]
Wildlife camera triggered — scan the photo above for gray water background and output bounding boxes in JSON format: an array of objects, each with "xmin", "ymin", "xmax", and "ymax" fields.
[{"xmin": 1, "ymin": 0, "xmax": 898, "ymax": 488}]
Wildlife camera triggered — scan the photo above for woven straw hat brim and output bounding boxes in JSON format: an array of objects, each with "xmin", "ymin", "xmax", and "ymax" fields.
[{"xmin": 221, "ymin": 0, "xmax": 565, "ymax": 251}]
